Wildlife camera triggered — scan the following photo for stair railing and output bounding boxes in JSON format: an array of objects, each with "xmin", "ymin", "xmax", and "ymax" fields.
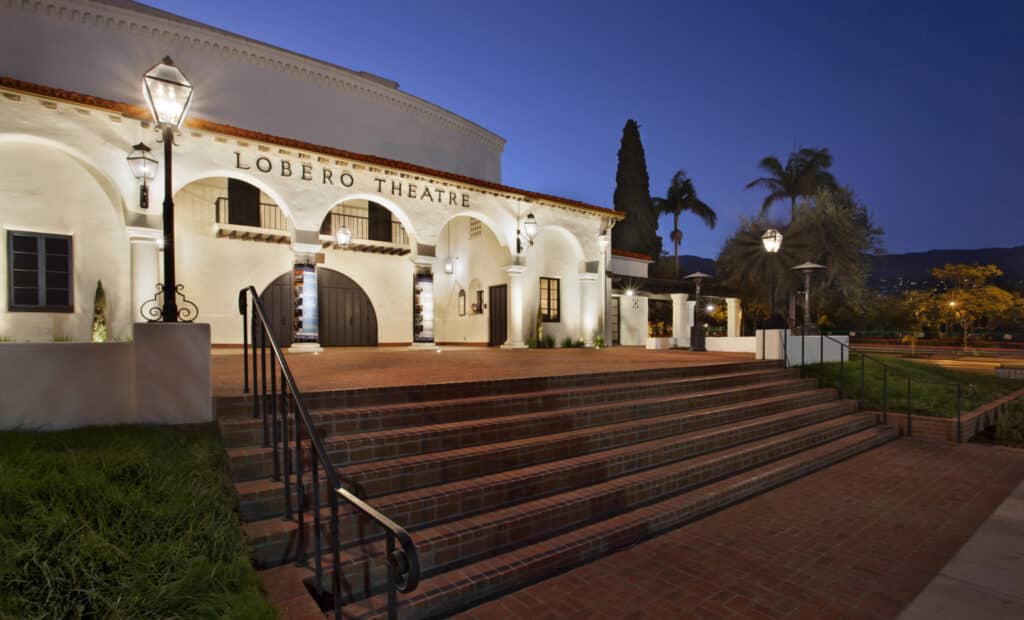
[
  {"xmin": 784, "ymin": 323, "xmax": 974, "ymax": 441},
  {"xmin": 239, "ymin": 286, "xmax": 420, "ymax": 619}
]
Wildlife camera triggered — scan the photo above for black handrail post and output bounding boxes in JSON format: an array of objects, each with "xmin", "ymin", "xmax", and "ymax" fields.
[
  {"xmin": 839, "ymin": 345, "xmax": 845, "ymax": 400},
  {"xmin": 282, "ymin": 371, "xmax": 293, "ymax": 519},
  {"xmin": 859, "ymin": 353, "xmax": 865, "ymax": 411},
  {"xmin": 295, "ymin": 403, "xmax": 306, "ymax": 566},
  {"xmin": 907, "ymin": 377, "xmax": 912, "ymax": 437},
  {"xmin": 330, "ymin": 491, "xmax": 342, "ymax": 620},
  {"xmin": 270, "ymin": 353, "xmax": 280, "ymax": 481},
  {"xmin": 260, "ymin": 328, "xmax": 269, "ymax": 447},
  {"xmin": 956, "ymin": 383, "xmax": 962, "ymax": 443},
  {"xmin": 783, "ymin": 327, "xmax": 788, "ymax": 368},
  {"xmin": 242, "ymin": 297, "xmax": 249, "ymax": 393},
  {"xmin": 312, "ymin": 451, "xmax": 323, "ymax": 597},
  {"xmin": 818, "ymin": 333, "xmax": 824, "ymax": 388},
  {"xmin": 882, "ymin": 366, "xmax": 888, "ymax": 424},
  {"xmin": 250, "ymin": 316, "xmax": 259, "ymax": 419},
  {"xmin": 800, "ymin": 322, "xmax": 806, "ymax": 378},
  {"xmin": 387, "ymin": 532, "xmax": 398, "ymax": 620}
]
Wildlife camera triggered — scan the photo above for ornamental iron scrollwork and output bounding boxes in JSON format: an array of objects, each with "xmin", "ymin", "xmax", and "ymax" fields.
[{"xmin": 140, "ymin": 283, "xmax": 199, "ymax": 323}]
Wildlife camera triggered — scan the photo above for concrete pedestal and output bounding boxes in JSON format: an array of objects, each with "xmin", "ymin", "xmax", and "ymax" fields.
[{"xmin": 134, "ymin": 322, "xmax": 212, "ymax": 425}]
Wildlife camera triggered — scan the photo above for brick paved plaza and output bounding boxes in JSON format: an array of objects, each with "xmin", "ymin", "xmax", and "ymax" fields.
[{"xmin": 457, "ymin": 439, "xmax": 1024, "ymax": 620}]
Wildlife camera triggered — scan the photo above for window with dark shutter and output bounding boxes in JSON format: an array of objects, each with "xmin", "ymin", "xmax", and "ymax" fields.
[
  {"xmin": 367, "ymin": 202, "xmax": 393, "ymax": 242},
  {"xmin": 227, "ymin": 178, "xmax": 262, "ymax": 227},
  {"xmin": 7, "ymin": 231, "xmax": 73, "ymax": 312},
  {"xmin": 539, "ymin": 277, "xmax": 560, "ymax": 322}
]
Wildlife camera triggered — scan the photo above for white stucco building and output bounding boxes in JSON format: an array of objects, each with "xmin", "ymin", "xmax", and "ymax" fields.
[{"xmin": 0, "ymin": 0, "xmax": 623, "ymax": 348}]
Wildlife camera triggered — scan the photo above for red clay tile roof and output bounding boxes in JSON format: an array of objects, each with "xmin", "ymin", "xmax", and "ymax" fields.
[
  {"xmin": 0, "ymin": 76, "xmax": 624, "ymax": 221},
  {"xmin": 611, "ymin": 248, "xmax": 653, "ymax": 261}
]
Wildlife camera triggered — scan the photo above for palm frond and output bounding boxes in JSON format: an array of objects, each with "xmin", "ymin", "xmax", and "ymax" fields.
[{"xmin": 686, "ymin": 198, "xmax": 717, "ymax": 228}]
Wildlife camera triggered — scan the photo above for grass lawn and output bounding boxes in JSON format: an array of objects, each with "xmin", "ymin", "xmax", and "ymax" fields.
[
  {"xmin": 0, "ymin": 425, "xmax": 275, "ymax": 620},
  {"xmin": 804, "ymin": 355, "xmax": 1024, "ymax": 418}
]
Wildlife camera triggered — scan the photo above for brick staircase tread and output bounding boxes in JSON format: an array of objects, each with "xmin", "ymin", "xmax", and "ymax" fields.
[
  {"xmin": 216, "ymin": 360, "xmax": 782, "ymax": 417},
  {"xmin": 243, "ymin": 413, "xmax": 875, "ymax": 546},
  {"xmin": 226, "ymin": 386, "xmax": 832, "ymax": 464},
  {"xmin": 218, "ymin": 367, "xmax": 791, "ymax": 431},
  {"xmin": 339, "ymin": 426, "xmax": 897, "ymax": 619}
]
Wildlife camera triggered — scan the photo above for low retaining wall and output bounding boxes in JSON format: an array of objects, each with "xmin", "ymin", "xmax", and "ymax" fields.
[
  {"xmin": 0, "ymin": 323, "xmax": 211, "ymax": 430},
  {"xmin": 884, "ymin": 385, "xmax": 1024, "ymax": 443},
  {"xmin": 706, "ymin": 336, "xmax": 756, "ymax": 353}
]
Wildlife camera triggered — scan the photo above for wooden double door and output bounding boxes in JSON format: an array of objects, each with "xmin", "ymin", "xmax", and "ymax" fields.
[{"xmin": 259, "ymin": 268, "xmax": 377, "ymax": 347}]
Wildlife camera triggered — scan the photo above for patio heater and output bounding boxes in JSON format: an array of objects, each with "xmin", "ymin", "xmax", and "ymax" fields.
[
  {"xmin": 684, "ymin": 271, "xmax": 712, "ymax": 352},
  {"xmin": 791, "ymin": 262, "xmax": 825, "ymax": 332}
]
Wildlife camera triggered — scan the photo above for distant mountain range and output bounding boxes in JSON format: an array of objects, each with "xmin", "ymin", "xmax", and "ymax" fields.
[{"xmin": 674, "ymin": 246, "xmax": 1024, "ymax": 293}]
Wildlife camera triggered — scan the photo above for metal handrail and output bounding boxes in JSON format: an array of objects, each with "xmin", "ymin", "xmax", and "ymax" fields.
[
  {"xmin": 785, "ymin": 324, "xmax": 973, "ymax": 441},
  {"xmin": 215, "ymin": 197, "xmax": 290, "ymax": 231},
  {"xmin": 239, "ymin": 286, "xmax": 419, "ymax": 619}
]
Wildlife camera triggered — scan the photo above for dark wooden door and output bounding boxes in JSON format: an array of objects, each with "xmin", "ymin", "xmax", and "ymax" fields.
[
  {"xmin": 611, "ymin": 295, "xmax": 620, "ymax": 345},
  {"xmin": 488, "ymin": 284, "xmax": 508, "ymax": 347},
  {"xmin": 258, "ymin": 272, "xmax": 293, "ymax": 348},
  {"xmin": 318, "ymin": 268, "xmax": 378, "ymax": 346}
]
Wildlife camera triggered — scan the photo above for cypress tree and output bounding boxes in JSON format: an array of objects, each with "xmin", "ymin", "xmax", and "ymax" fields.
[{"xmin": 612, "ymin": 119, "xmax": 661, "ymax": 259}]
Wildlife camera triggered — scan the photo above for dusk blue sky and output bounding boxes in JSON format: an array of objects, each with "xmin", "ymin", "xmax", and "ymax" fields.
[{"xmin": 146, "ymin": 0, "xmax": 1023, "ymax": 259}]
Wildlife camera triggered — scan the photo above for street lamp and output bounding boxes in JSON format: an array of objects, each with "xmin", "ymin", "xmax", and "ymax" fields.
[
  {"xmin": 142, "ymin": 56, "xmax": 193, "ymax": 322},
  {"xmin": 126, "ymin": 142, "xmax": 158, "ymax": 209},
  {"xmin": 761, "ymin": 228, "xmax": 783, "ymax": 319},
  {"xmin": 791, "ymin": 262, "xmax": 825, "ymax": 332},
  {"xmin": 684, "ymin": 271, "xmax": 712, "ymax": 351}
]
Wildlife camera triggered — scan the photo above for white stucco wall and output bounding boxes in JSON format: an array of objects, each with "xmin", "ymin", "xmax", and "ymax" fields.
[
  {"xmin": 610, "ymin": 254, "xmax": 651, "ymax": 279},
  {"xmin": 434, "ymin": 216, "xmax": 511, "ymax": 344},
  {"xmin": 0, "ymin": 0, "xmax": 506, "ymax": 182},
  {"xmin": 618, "ymin": 294, "xmax": 649, "ymax": 346},
  {"xmin": 0, "ymin": 141, "xmax": 131, "ymax": 341},
  {"xmin": 524, "ymin": 227, "xmax": 585, "ymax": 345}
]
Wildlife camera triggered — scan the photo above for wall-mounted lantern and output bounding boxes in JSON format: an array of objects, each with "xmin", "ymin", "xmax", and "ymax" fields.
[{"xmin": 126, "ymin": 142, "xmax": 158, "ymax": 209}]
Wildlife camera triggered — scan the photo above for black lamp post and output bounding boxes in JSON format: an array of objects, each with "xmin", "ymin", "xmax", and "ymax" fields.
[
  {"xmin": 142, "ymin": 56, "xmax": 193, "ymax": 322},
  {"xmin": 684, "ymin": 271, "xmax": 712, "ymax": 352},
  {"xmin": 761, "ymin": 228, "xmax": 783, "ymax": 319}
]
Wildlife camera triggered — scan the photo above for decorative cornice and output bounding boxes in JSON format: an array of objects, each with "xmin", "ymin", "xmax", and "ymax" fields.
[
  {"xmin": 611, "ymin": 248, "xmax": 652, "ymax": 261},
  {"xmin": 7, "ymin": 0, "xmax": 506, "ymax": 151},
  {"xmin": 0, "ymin": 77, "xmax": 624, "ymax": 221}
]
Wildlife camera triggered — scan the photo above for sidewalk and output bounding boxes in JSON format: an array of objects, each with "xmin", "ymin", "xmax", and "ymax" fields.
[{"xmin": 899, "ymin": 480, "xmax": 1024, "ymax": 619}]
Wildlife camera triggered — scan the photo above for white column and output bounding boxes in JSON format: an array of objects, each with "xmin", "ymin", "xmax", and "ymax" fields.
[
  {"xmin": 579, "ymin": 272, "xmax": 599, "ymax": 346},
  {"xmin": 598, "ymin": 234, "xmax": 611, "ymax": 346},
  {"xmin": 726, "ymin": 297, "xmax": 741, "ymax": 338},
  {"xmin": 501, "ymin": 263, "xmax": 527, "ymax": 348},
  {"xmin": 671, "ymin": 293, "xmax": 690, "ymax": 347},
  {"xmin": 127, "ymin": 227, "xmax": 162, "ymax": 324}
]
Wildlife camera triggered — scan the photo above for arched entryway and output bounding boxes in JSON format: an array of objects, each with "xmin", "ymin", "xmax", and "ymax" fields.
[
  {"xmin": 317, "ymin": 268, "xmax": 378, "ymax": 346},
  {"xmin": 258, "ymin": 268, "xmax": 378, "ymax": 347}
]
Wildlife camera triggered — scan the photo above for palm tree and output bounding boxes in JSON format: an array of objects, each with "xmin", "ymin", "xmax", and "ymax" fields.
[
  {"xmin": 652, "ymin": 171, "xmax": 717, "ymax": 276},
  {"xmin": 745, "ymin": 147, "xmax": 837, "ymax": 221}
]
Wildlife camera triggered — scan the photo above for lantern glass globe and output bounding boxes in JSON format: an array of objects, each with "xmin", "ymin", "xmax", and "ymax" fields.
[{"xmin": 143, "ymin": 57, "xmax": 194, "ymax": 128}]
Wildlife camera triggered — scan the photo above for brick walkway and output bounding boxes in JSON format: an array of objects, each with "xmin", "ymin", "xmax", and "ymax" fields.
[
  {"xmin": 456, "ymin": 440, "xmax": 1024, "ymax": 620},
  {"xmin": 212, "ymin": 347, "xmax": 752, "ymax": 396}
]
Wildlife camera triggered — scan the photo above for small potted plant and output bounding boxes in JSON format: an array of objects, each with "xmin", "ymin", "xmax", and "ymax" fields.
[{"xmin": 646, "ymin": 321, "xmax": 673, "ymax": 350}]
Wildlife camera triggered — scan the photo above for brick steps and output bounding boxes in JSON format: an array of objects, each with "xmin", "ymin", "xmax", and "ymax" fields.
[
  {"xmin": 227, "ymin": 375, "xmax": 818, "ymax": 484},
  {"xmin": 219, "ymin": 367, "xmax": 792, "ymax": 449},
  {"xmin": 232, "ymin": 384, "xmax": 834, "ymax": 508},
  {"xmin": 217, "ymin": 359, "xmax": 780, "ymax": 417},
  {"xmin": 336, "ymin": 425, "xmax": 897, "ymax": 620},
  {"xmin": 226, "ymin": 361, "xmax": 897, "ymax": 619},
  {"xmin": 246, "ymin": 411, "xmax": 871, "ymax": 571}
]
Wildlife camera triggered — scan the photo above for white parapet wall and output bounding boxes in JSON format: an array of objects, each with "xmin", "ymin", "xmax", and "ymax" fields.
[
  {"xmin": 706, "ymin": 336, "xmax": 756, "ymax": 353},
  {"xmin": 0, "ymin": 323, "xmax": 211, "ymax": 430},
  {"xmin": 756, "ymin": 330, "xmax": 849, "ymax": 365}
]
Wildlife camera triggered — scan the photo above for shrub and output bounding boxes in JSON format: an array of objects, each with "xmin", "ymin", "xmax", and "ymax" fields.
[
  {"xmin": 544, "ymin": 335, "xmax": 555, "ymax": 349},
  {"xmin": 593, "ymin": 335, "xmax": 605, "ymax": 348},
  {"xmin": 526, "ymin": 337, "xmax": 539, "ymax": 349},
  {"xmin": 995, "ymin": 401, "xmax": 1024, "ymax": 443},
  {"xmin": 561, "ymin": 336, "xmax": 574, "ymax": 348}
]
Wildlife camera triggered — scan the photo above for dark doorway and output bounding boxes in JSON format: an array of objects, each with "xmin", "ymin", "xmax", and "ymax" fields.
[
  {"xmin": 318, "ymin": 267, "xmax": 378, "ymax": 346},
  {"xmin": 488, "ymin": 284, "xmax": 508, "ymax": 347},
  {"xmin": 258, "ymin": 272, "xmax": 294, "ymax": 348},
  {"xmin": 611, "ymin": 296, "xmax": 621, "ymax": 345}
]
